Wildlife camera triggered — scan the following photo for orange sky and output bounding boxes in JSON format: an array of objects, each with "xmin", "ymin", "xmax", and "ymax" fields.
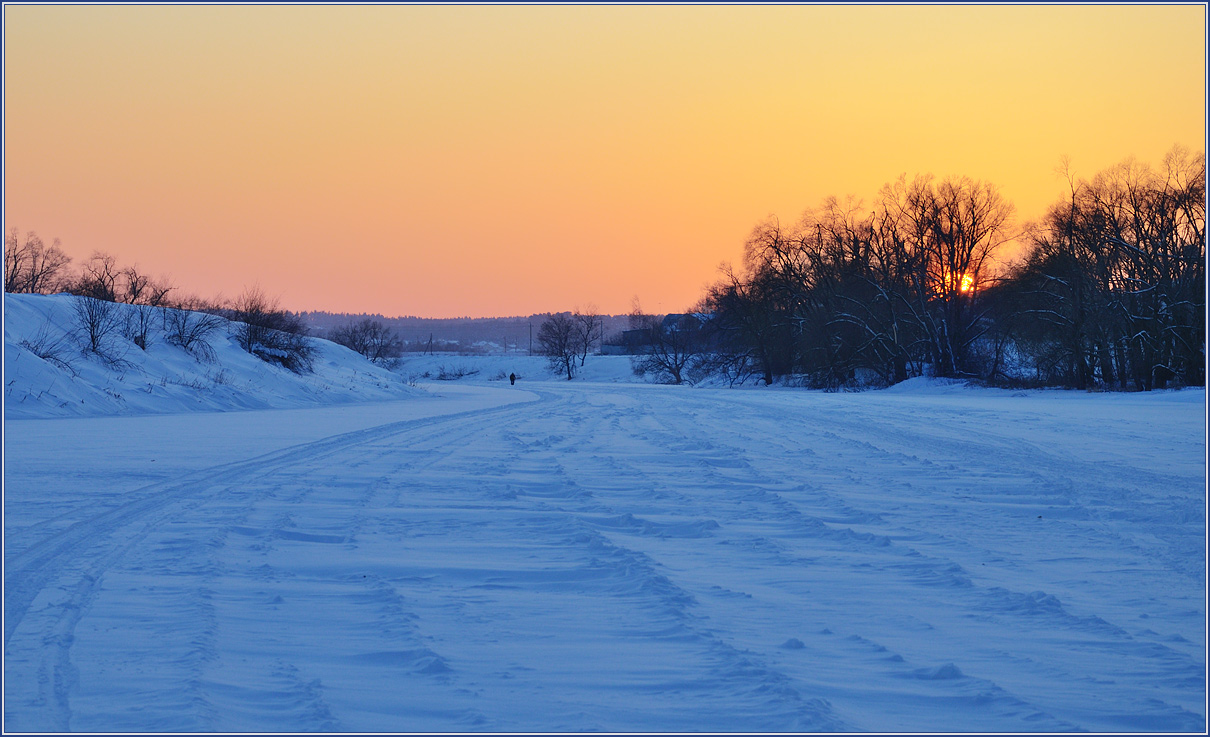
[{"xmin": 4, "ymin": 4, "xmax": 1205, "ymax": 317}]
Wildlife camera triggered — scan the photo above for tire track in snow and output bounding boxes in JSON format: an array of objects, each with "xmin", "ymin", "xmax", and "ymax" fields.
[
  {"xmin": 4, "ymin": 396, "xmax": 538, "ymax": 645},
  {"xmin": 181, "ymin": 423, "xmax": 509, "ymax": 731},
  {"xmin": 501, "ymin": 390, "xmax": 846, "ymax": 730},
  {"xmin": 6, "ymin": 383, "xmax": 1202, "ymax": 731},
  {"xmin": 521, "ymin": 389, "xmax": 1157, "ymax": 730},
  {"xmin": 814, "ymin": 409, "xmax": 1201, "ymax": 580},
  {"xmin": 3, "ymin": 396, "xmax": 538, "ymax": 731},
  {"xmin": 605, "ymin": 393, "xmax": 1071, "ymax": 729},
  {"xmin": 602, "ymin": 388, "xmax": 1203, "ymax": 731},
  {"xmin": 346, "ymin": 389, "xmax": 847, "ymax": 731}
]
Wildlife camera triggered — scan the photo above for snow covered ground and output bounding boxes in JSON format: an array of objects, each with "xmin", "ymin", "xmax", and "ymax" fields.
[
  {"xmin": 395, "ymin": 352, "xmax": 640, "ymax": 386},
  {"xmin": 4, "ymin": 293, "xmax": 419, "ymax": 420},
  {"xmin": 4, "ymin": 294, "xmax": 1207, "ymax": 732}
]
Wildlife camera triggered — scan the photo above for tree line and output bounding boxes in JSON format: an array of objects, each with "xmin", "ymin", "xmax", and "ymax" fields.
[
  {"xmin": 3, "ymin": 238, "xmax": 381, "ymax": 373},
  {"xmin": 10, "ymin": 146, "xmax": 1203, "ymax": 390},
  {"xmin": 605, "ymin": 147, "xmax": 1204, "ymax": 391}
]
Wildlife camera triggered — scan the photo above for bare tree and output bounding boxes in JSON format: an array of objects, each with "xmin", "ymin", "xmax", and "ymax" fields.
[
  {"xmin": 537, "ymin": 313, "xmax": 579, "ymax": 380},
  {"xmin": 120, "ymin": 265, "xmax": 152, "ymax": 304},
  {"xmin": 72, "ymin": 295, "xmax": 122, "ymax": 356},
  {"xmin": 118, "ymin": 264, "xmax": 173, "ymax": 306},
  {"xmin": 777, "ymin": 199, "xmax": 925, "ymax": 387},
  {"xmin": 630, "ymin": 312, "xmax": 705, "ymax": 385},
  {"xmin": 119, "ymin": 268, "xmax": 178, "ymax": 349},
  {"xmin": 229, "ymin": 286, "xmax": 315, "ymax": 373},
  {"xmin": 331, "ymin": 318, "xmax": 403, "ymax": 367},
  {"xmin": 18, "ymin": 319, "xmax": 77, "ymax": 375},
  {"xmin": 690, "ymin": 345, "xmax": 758, "ymax": 387},
  {"xmin": 73, "ymin": 251, "xmax": 122, "ymax": 302},
  {"xmin": 703, "ymin": 263, "xmax": 795, "ymax": 386},
  {"xmin": 880, "ymin": 174, "xmax": 1015, "ymax": 378},
  {"xmin": 1008, "ymin": 147, "xmax": 1205, "ymax": 389},
  {"xmin": 122, "ymin": 304, "xmax": 157, "ymax": 350},
  {"xmin": 4, "ymin": 229, "xmax": 72, "ymax": 294},
  {"xmin": 162, "ymin": 296, "xmax": 224, "ymax": 362},
  {"xmin": 145, "ymin": 278, "xmax": 175, "ymax": 307},
  {"xmin": 697, "ymin": 179, "xmax": 1012, "ymax": 387},
  {"xmin": 573, "ymin": 306, "xmax": 604, "ymax": 367}
]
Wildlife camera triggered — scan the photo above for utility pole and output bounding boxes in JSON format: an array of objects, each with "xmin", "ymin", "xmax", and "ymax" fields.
[{"xmin": 528, "ymin": 321, "xmax": 533, "ymax": 356}]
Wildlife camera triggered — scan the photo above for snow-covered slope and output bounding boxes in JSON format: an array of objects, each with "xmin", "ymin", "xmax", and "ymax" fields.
[{"xmin": 4, "ymin": 293, "xmax": 417, "ymax": 419}]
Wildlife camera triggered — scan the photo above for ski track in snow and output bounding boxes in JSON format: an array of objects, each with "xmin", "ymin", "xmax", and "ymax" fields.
[{"xmin": 4, "ymin": 382, "xmax": 1205, "ymax": 732}]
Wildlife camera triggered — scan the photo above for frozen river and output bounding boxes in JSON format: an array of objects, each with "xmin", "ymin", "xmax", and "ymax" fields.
[{"xmin": 4, "ymin": 381, "xmax": 1205, "ymax": 732}]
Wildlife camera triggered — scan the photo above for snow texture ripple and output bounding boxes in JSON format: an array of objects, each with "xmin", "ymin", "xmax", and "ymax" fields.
[{"xmin": 4, "ymin": 365, "xmax": 1206, "ymax": 730}]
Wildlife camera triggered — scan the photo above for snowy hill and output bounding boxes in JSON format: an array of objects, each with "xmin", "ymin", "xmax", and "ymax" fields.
[
  {"xmin": 4, "ymin": 293, "xmax": 418, "ymax": 419},
  {"xmin": 2, "ymin": 291, "xmax": 655, "ymax": 421}
]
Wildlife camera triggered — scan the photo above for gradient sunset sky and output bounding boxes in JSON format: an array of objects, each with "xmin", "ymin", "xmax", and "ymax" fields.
[{"xmin": 4, "ymin": 4, "xmax": 1205, "ymax": 318}]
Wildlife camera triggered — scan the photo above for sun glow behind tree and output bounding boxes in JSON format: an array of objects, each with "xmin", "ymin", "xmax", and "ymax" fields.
[{"xmin": 941, "ymin": 269, "xmax": 977, "ymax": 296}]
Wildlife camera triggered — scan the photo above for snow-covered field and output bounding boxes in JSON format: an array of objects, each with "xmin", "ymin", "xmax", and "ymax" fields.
[
  {"xmin": 395, "ymin": 351, "xmax": 641, "ymax": 386},
  {"xmin": 4, "ymin": 294, "xmax": 1207, "ymax": 732}
]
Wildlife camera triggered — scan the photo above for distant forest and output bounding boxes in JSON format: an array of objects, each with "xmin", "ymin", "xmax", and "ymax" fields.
[
  {"xmin": 5, "ymin": 147, "xmax": 1205, "ymax": 391},
  {"xmin": 298, "ymin": 312, "xmax": 633, "ymax": 355}
]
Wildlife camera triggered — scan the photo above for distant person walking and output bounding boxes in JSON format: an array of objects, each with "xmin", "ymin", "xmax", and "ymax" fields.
[{"xmin": 509, "ymin": 373, "xmax": 516, "ymax": 386}]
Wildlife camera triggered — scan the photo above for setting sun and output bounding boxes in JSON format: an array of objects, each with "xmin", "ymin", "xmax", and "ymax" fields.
[{"xmin": 936, "ymin": 267, "xmax": 978, "ymax": 297}]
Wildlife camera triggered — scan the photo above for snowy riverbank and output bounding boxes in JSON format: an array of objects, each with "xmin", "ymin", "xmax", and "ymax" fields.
[{"xmin": 4, "ymin": 293, "xmax": 419, "ymax": 419}]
